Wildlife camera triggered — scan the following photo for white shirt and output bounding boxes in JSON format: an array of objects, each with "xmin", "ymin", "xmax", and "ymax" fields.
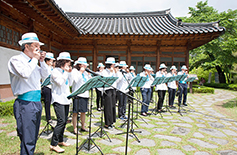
[
  {"xmin": 178, "ymin": 71, "xmax": 188, "ymax": 84},
  {"xmin": 71, "ymin": 68, "xmax": 91, "ymax": 98},
  {"xmin": 139, "ymin": 71, "xmax": 154, "ymax": 89},
  {"xmin": 50, "ymin": 68, "xmax": 72, "ymax": 105},
  {"xmin": 99, "ymin": 68, "xmax": 119, "ymax": 91},
  {"xmin": 167, "ymin": 73, "xmax": 177, "ymax": 89},
  {"xmin": 117, "ymin": 71, "xmax": 133, "ymax": 93},
  {"xmin": 129, "ymin": 72, "xmax": 136, "ymax": 91},
  {"xmin": 8, "ymin": 52, "xmax": 48, "ymax": 96},
  {"xmin": 155, "ymin": 71, "xmax": 168, "ymax": 91},
  {"xmin": 42, "ymin": 64, "xmax": 53, "ymax": 89}
]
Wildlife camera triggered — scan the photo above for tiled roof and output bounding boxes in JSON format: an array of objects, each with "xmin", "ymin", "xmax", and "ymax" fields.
[{"xmin": 66, "ymin": 9, "xmax": 225, "ymax": 36}]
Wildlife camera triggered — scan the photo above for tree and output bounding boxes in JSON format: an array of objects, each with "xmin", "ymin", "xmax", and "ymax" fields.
[{"xmin": 180, "ymin": 1, "xmax": 237, "ymax": 83}]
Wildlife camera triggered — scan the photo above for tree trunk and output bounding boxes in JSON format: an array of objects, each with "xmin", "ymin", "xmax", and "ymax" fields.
[{"xmin": 216, "ymin": 65, "xmax": 226, "ymax": 83}]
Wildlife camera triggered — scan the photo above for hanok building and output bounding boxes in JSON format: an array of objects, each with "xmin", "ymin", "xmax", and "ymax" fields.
[{"xmin": 0, "ymin": 0, "xmax": 225, "ymax": 99}]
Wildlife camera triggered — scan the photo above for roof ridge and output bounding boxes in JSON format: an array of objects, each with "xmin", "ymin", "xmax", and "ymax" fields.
[{"xmin": 66, "ymin": 9, "xmax": 171, "ymax": 18}]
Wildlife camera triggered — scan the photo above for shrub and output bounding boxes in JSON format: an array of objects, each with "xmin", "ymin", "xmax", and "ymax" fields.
[
  {"xmin": 204, "ymin": 83, "xmax": 229, "ymax": 89},
  {"xmin": 228, "ymin": 84, "xmax": 237, "ymax": 91},
  {"xmin": 0, "ymin": 100, "xmax": 14, "ymax": 116},
  {"xmin": 193, "ymin": 87, "xmax": 214, "ymax": 94}
]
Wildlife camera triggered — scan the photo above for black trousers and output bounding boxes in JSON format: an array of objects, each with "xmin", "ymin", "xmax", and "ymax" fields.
[
  {"xmin": 41, "ymin": 86, "xmax": 52, "ymax": 121},
  {"xmin": 95, "ymin": 88, "xmax": 103, "ymax": 109},
  {"xmin": 51, "ymin": 102, "xmax": 69, "ymax": 146},
  {"xmin": 157, "ymin": 90, "xmax": 166, "ymax": 110},
  {"xmin": 118, "ymin": 92, "xmax": 127, "ymax": 118},
  {"xmin": 103, "ymin": 89, "xmax": 116, "ymax": 126},
  {"xmin": 168, "ymin": 87, "xmax": 176, "ymax": 106}
]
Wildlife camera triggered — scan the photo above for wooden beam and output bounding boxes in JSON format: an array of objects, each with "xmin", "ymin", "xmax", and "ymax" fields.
[{"xmin": 127, "ymin": 39, "xmax": 131, "ymax": 66}]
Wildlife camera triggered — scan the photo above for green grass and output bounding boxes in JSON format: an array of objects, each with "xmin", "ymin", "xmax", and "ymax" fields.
[{"xmin": 1, "ymin": 89, "xmax": 237, "ymax": 154}]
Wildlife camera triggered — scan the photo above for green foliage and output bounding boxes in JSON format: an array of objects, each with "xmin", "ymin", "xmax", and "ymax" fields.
[
  {"xmin": 192, "ymin": 87, "xmax": 214, "ymax": 94},
  {"xmin": 0, "ymin": 100, "xmax": 14, "ymax": 116},
  {"xmin": 204, "ymin": 83, "xmax": 229, "ymax": 89},
  {"xmin": 189, "ymin": 66, "xmax": 217, "ymax": 83},
  {"xmin": 228, "ymin": 84, "xmax": 237, "ymax": 91},
  {"xmin": 180, "ymin": 1, "xmax": 237, "ymax": 83}
]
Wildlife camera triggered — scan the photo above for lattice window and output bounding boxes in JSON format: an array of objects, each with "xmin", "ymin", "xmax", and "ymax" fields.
[{"xmin": 0, "ymin": 24, "xmax": 20, "ymax": 47}]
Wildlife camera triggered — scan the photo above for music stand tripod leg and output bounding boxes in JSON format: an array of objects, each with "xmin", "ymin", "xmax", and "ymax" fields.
[
  {"xmin": 164, "ymin": 91, "xmax": 173, "ymax": 115},
  {"xmin": 77, "ymin": 89, "xmax": 103, "ymax": 155}
]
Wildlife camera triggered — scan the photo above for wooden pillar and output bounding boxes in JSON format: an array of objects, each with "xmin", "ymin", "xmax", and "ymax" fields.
[
  {"xmin": 27, "ymin": 19, "xmax": 35, "ymax": 32},
  {"xmin": 186, "ymin": 41, "xmax": 191, "ymax": 69},
  {"xmin": 127, "ymin": 39, "xmax": 131, "ymax": 66},
  {"xmin": 93, "ymin": 40, "xmax": 98, "ymax": 71},
  {"xmin": 156, "ymin": 40, "xmax": 161, "ymax": 72}
]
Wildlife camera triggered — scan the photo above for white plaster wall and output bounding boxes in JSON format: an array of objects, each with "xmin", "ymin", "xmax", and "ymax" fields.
[{"xmin": 0, "ymin": 46, "xmax": 21, "ymax": 84}]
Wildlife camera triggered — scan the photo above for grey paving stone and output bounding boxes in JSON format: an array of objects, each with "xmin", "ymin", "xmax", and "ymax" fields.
[
  {"xmin": 208, "ymin": 122, "xmax": 225, "ymax": 128},
  {"xmin": 209, "ymin": 138, "xmax": 228, "ymax": 145},
  {"xmin": 230, "ymin": 126, "xmax": 237, "ymax": 131},
  {"xmin": 137, "ymin": 129, "xmax": 151, "ymax": 135},
  {"xmin": 182, "ymin": 145, "xmax": 196, "ymax": 151},
  {"xmin": 171, "ymin": 127, "xmax": 190, "ymax": 136},
  {"xmin": 216, "ymin": 150, "xmax": 237, "ymax": 155},
  {"xmin": 80, "ymin": 142, "xmax": 100, "ymax": 154},
  {"xmin": 112, "ymin": 146, "xmax": 131, "ymax": 153},
  {"xmin": 135, "ymin": 149, "xmax": 150, "ymax": 155},
  {"xmin": 157, "ymin": 149, "xmax": 185, "ymax": 155},
  {"xmin": 178, "ymin": 116, "xmax": 194, "ymax": 122},
  {"xmin": 221, "ymin": 121, "xmax": 232, "ymax": 126},
  {"xmin": 64, "ymin": 131, "xmax": 76, "ymax": 137},
  {"xmin": 222, "ymin": 129, "xmax": 237, "ymax": 136},
  {"xmin": 197, "ymin": 119, "xmax": 205, "ymax": 123},
  {"xmin": 156, "ymin": 122, "xmax": 168, "ymax": 125},
  {"xmin": 98, "ymin": 138, "xmax": 122, "ymax": 146},
  {"xmin": 161, "ymin": 140, "xmax": 177, "ymax": 146},
  {"xmin": 173, "ymin": 123, "xmax": 192, "ymax": 128},
  {"xmin": 63, "ymin": 137, "xmax": 76, "ymax": 145},
  {"xmin": 136, "ymin": 118, "xmax": 150, "ymax": 122},
  {"xmin": 188, "ymin": 138, "xmax": 218, "ymax": 148},
  {"xmin": 189, "ymin": 114, "xmax": 200, "ymax": 118},
  {"xmin": 153, "ymin": 128, "xmax": 167, "ymax": 132},
  {"xmin": 194, "ymin": 152, "xmax": 210, "ymax": 155},
  {"xmin": 163, "ymin": 126, "xmax": 170, "ymax": 128},
  {"xmin": 8, "ymin": 131, "xmax": 17, "ymax": 137},
  {"xmin": 0, "ymin": 130, "xmax": 4, "ymax": 133},
  {"xmin": 131, "ymin": 138, "xmax": 156, "ymax": 146},
  {"xmin": 169, "ymin": 119, "xmax": 182, "ymax": 122},
  {"xmin": 233, "ymin": 138, "xmax": 237, "ymax": 142},
  {"xmin": 234, "ymin": 145, "xmax": 237, "ymax": 148},
  {"xmin": 0, "ymin": 123, "xmax": 9, "ymax": 127},
  {"xmin": 199, "ymin": 128, "xmax": 227, "ymax": 137},
  {"xmin": 39, "ymin": 132, "xmax": 53, "ymax": 139},
  {"xmin": 204, "ymin": 118, "xmax": 218, "ymax": 122},
  {"xmin": 163, "ymin": 116, "xmax": 173, "ymax": 119},
  {"xmin": 193, "ymin": 132, "xmax": 205, "ymax": 138},
  {"xmin": 154, "ymin": 134, "xmax": 182, "ymax": 142},
  {"xmin": 196, "ymin": 124, "xmax": 206, "ymax": 127},
  {"xmin": 139, "ymin": 123, "xmax": 156, "ymax": 128}
]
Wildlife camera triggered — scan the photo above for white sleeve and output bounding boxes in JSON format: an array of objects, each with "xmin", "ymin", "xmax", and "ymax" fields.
[{"xmin": 51, "ymin": 69, "xmax": 69, "ymax": 86}]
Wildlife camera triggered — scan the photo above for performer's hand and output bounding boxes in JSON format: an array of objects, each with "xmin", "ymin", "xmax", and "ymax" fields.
[
  {"xmin": 80, "ymin": 66, "xmax": 85, "ymax": 73},
  {"xmin": 39, "ymin": 51, "xmax": 46, "ymax": 62},
  {"xmin": 33, "ymin": 48, "xmax": 41, "ymax": 60},
  {"xmin": 64, "ymin": 65, "xmax": 72, "ymax": 72}
]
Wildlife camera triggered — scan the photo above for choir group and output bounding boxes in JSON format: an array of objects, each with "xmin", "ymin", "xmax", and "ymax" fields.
[{"xmin": 8, "ymin": 32, "xmax": 189, "ymax": 154}]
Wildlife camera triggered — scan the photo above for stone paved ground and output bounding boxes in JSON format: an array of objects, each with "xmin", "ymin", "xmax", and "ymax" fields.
[{"xmin": 1, "ymin": 89, "xmax": 237, "ymax": 154}]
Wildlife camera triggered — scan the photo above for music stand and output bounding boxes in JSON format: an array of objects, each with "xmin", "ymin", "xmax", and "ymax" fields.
[
  {"xmin": 128, "ymin": 76, "xmax": 148, "ymax": 124},
  {"xmin": 151, "ymin": 76, "xmax": 166, "ymax": 117},
  {"xmin": 91, "ymin": 76, "xmax": 119, "ymax": 142},
  {"xmin": 38, "ymin": 75, "xmax": 54, "ymax": 138},
  {"xmin": 68, "ymin": 76, "xmax": 118, "ymax": 155}
]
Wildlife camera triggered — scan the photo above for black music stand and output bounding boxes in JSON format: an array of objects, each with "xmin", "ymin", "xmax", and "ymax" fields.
[
  {"xmin": 38, "ymin": 75, "xmax": 54, "ymax": 138},
  {"xmin": 91, "ymin": 76, "xmax": 119, "ymax": 142},
  {"xmin": 67, "ymin": 76, "xmax": 118, "ymax": 155},
  {"xmin": 116, "ymin": 75, "xmax": 147, "ymax": 143},
  {"xmin": 129, "ymin": 76, "xmax": 148, "ymax": 123},
  {"xmin": 161, "ymin": 76, "xmax": 178, "ymax": 115},
  {"xmin": 151, "ymin": 76, "xmax": 166, "ymax": 117}
]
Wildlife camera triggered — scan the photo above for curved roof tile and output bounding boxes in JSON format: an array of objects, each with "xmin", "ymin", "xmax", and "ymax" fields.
[{"xmin": 66, "ymin": 9, "xmax": 225, "ymax": 36}]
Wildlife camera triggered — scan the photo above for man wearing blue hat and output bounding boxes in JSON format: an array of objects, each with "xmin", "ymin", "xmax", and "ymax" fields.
[
  {"xmin": 177, "ymin": 65, "xmax": 189, "ymax": 107},
  {"xmin": 8, "ymin": 32, "xmax": 48, "ymax": 155}
]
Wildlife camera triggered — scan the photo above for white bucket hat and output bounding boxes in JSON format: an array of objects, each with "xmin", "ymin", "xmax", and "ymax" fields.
[
  {"xmin": 45, "ymin": 52, "xmax": 55, "ymax": 60},
  {"xmin": 18, "ymin": 32, "xmax": 44, "ymax": 46},
  {"xmin": 159, "ymin": 63, "xmax": 167, "ymax": 69},
  {"xmin": 97, "ymin": 63, "xmax": 105, "ymax": 68},
  {"xmin": 181, "ymin": 65, "xmax": 188, "ymax": 70},
  {"xmin": 105, "ymin": 57, "xmax": 115, "ymax": 64},
  {"xmin": 129, "ymin": 66, "xmax": 135, "ymax": 70},
  {"xmin": 170, "ymin": 65, "xmax": 177, "ymax": 70},
  {"xmin": 57, "ymin": 52, "xmax": 73, "ymax": 62},
  {"xmin": 119, "ymin": 61, "xmax": 128, "ymax": 67},
  {"xmin": 144, "ymin": 64, "xmax": 153, "ymax": 71},
  {"xmin": 114, "ymin": 63, "xmax": 119, "ymax": 67},
  {"xmin": 74, "ymin": 57, "xmax": 88, "ymax": 66}
]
